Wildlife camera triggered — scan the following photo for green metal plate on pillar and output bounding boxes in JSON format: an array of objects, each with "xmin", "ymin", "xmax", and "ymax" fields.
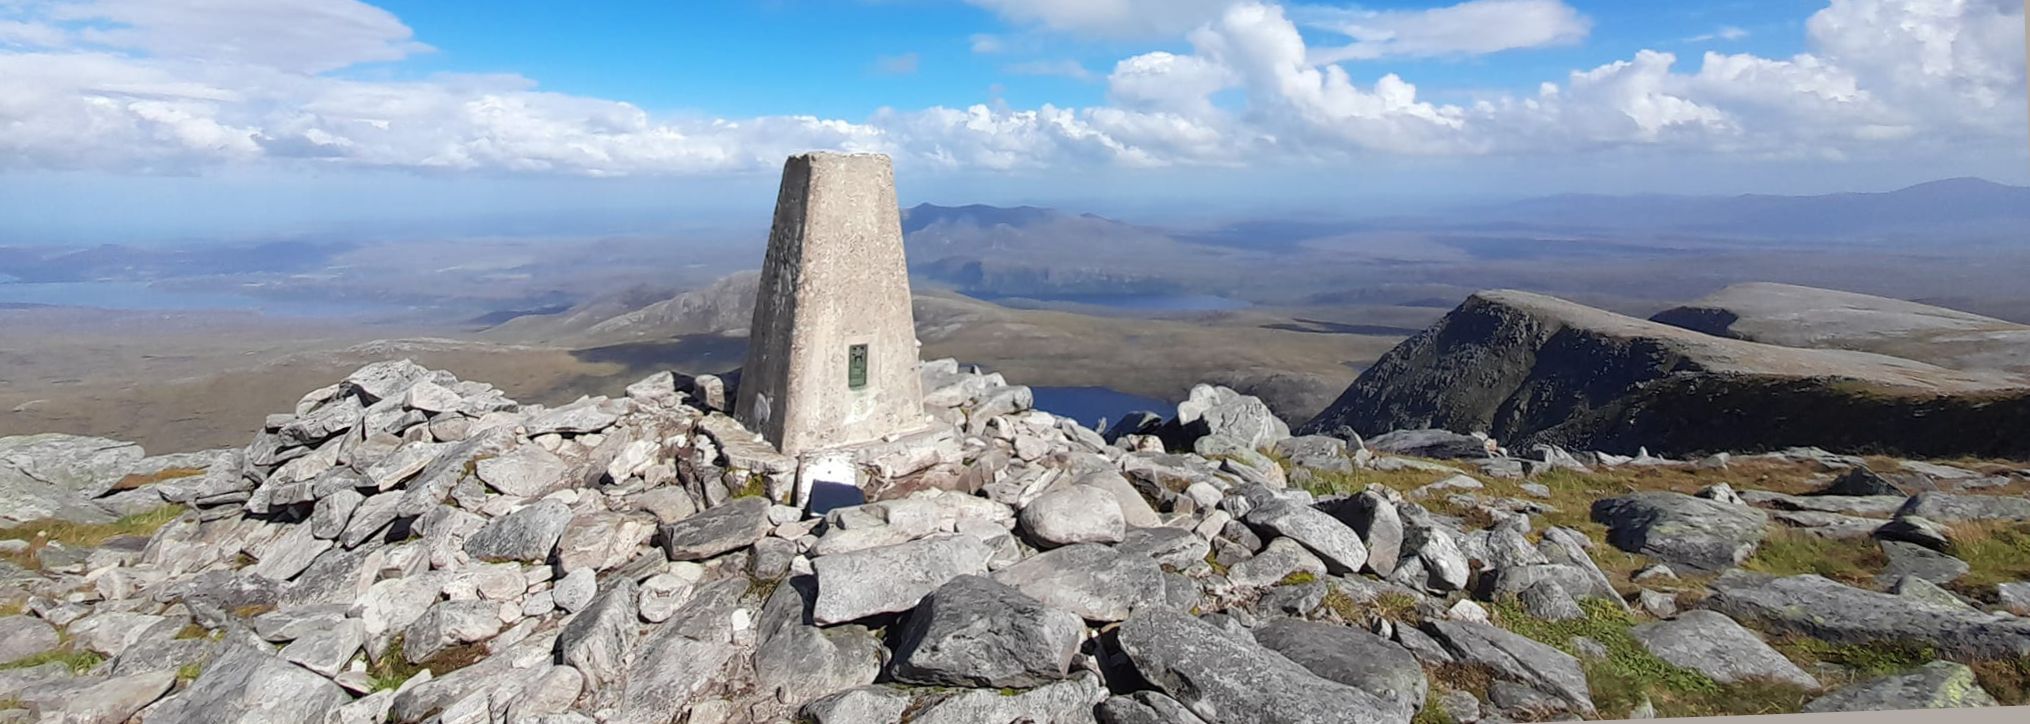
[{"xmin": 848, "ymin": 344, "xmax": 868, "ymax": 390}]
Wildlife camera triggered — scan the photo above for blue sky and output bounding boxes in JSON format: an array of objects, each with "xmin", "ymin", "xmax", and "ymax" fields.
[{"xmin": 0, "ymin": 0, "xmax": 2023, "ymax": 242}]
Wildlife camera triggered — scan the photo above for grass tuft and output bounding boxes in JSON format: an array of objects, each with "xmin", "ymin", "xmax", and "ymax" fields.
[
  {"xmin": 1492, "ymin": 598, "xmax": 1815, "ymax": 718},
  {"xmin": 1943, "ymin": 522, "xmax": 2030, "ymax": 595},
  {"xmin": 1277, "ymin": 570, "xmax": 1318, "ymax": 586},
  {"xmin": 1741, "ymin": 528, "xmax": 1885, "ymax": 585},
  {"xmin": 0, "ymin": 506, "xmax": 186, "ymax": 569},
  {"xmin": 175, "ymin": 662, "xmax": 204, "ymax": 683},
  {"xmin": 734, "ymin": 473, "xmax": 768, "ymax": 500},
  {"xmin": 0, "ymin": 648, "xmax": 105, "ymax": 675}
]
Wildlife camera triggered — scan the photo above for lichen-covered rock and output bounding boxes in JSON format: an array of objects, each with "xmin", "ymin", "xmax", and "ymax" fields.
[
  {"xmin": 463, "ymin": 499, "xmax": 572, "ymax": 563},
  {"xmin": 1705, "ymin": 571, "xmax": 2030, "ymax": 660},
  {"xmin": 992, "ymin": 543, "xmax": 1173, "ymax": 623},
  {"xmin": 1592, "ymin": 492, "xmax": 1768, "ymax": 572},
  {"xmin": 659, "ymin": 495, "xmax": 772, "ymax": 562},
  {"xmin": 147, "ymin": 644, "xmax": 351, "ymax": 723},
  {"xmin": 890, "ymin": 575, "xmax": 1085, "ymax": 689},
  {"xmin": 1628, "ymin": 610, "xmax": 1819, "ymax": 689},
  {"xmin": 1118, "ymin": 609, "xmax": 1400, "ymax": 724},
  {"xmin": 1803, "ymin": 661, "xmax": 1999, "ymax": 713},
  {"xmin": 1252, "ymin": 618, "xmax": 1427, "ymax": 719},
  {"xmin": 812, "ymin": 534, "xmax": 992, "ymax": 625}
]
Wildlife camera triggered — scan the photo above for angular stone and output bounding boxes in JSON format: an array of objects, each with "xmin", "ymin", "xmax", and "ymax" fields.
[
  {"xmin": 659, "ymin": 496, "xmax": 772, "ymax": 562},
  {"xmin": 463, "ymin": 499, "xmax": 572, "ymax": 563},
  {"xmin": 1114, "ymin": 526, "xmax": 1211, "ymax": 570},
  {"xmin": 474, "ymin": 445, "xmax": 572, "ymax": 498},
  {"xmin": 309, "ymin": 488, "xmax": 364, "ymax": 540},
  {"xmin": 525, "ymin": 399, "xmax": 621, "ymax": 436},
  {"xmin": 402, "ymin": 599, "xmax": 503, "ymax": 664},
  {"xmin": 145, "ymin": 644, "xmax": 350, "ymax": 723},
  {"xmin": 890, "ymin": 575, "xmax": 1085, "ymax": 688},
  {"xmin": 1803, "ymin": 661, "xmax": 1999, "ymax": 713},
  {"xmin": 339, "ymin": 491, "xmax": 403, "ymax": 549},
  {"xmin": 557, "ymin": 511, "xmax": 655, "ymax": 573},
  {"xmin": 1592, "ymin": 492, "xmax": 1768, "ymax": 572},
  {"xmin": 1877, "ymin": 540, "xmax": 1968, "ymax": 584},
  {"xmin": 802, "ymin": 686, "xmax": 913, "ymax": 724},
  {"xmin": 1898, "ymin": 492, "xmax": 2030, "ymax": 523},
  {"xmin": 364, "ymin": 441, "xmax": 451, "ymax": 491},
  {"xmin": 33, "ymin": 669, "xmax": 175, "ymax": 724},
  {"xmin": 0, "ymin": 616, "xmax": 60, "ymax": 663},
  {"xmin": 1227, "ymin": 536, "xmax": 1327, "ymax": 588},
  {"xmin": 907, "ymin": 672, "xmax": 1108, "ymax": 724},
  {"xmin": 753, "ymin": 581, "xmax": 883, "ymax": 708},
  {"xmin": 1119, "ymin": 609, "xmax": 1399, "ymax": 724},
  {"xmin": 992, "ymin": 543, "xmax": 1172, "ymax": 623},
  {"xmin": 1422, "ymin": 619, "xmax": 1594, "ymax": 716},
  {"xmin": 68, "ymin": 612, "xmax": 166, "ymax": 658},
  {"xmin": 1518, "ymin": 580, "xmax": 1585, "ymax": 621},
  {"xmin": 812, "ymin": 534, "xmax": 992, "ymax": 625},
  {"xmin": 617, "ymin": 625, "xmax": 738, "ymax": 724},
  {"xmin": 1253, "ymin": 618, "xmax": 1427, "ymax": 719},
  {"xmin": 559, "ymin": 579, "xmax": 639, "ymax": 701},
  {"xmin": 247, "ymin": 522, "xmax": 332, "ymax": 582},
  {"xmin": 279, "ymin": 618, "xmax": 364, "ymax": 678},
  {"xmin": 1629, "ymin": 610, "xmax": 1819, "ymax": 689},
  {"xmin": 1243, "ymin": 500, "xmax": 1368, "ymax": 575},
  {"xmin": 554, "ymin": 568, "xmax": 597, "ymax": 613}
]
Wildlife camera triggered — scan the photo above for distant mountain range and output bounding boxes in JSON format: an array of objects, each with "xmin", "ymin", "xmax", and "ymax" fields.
[{"xmin": 1457, "ymin": 177, "xmax": 2030, "ymax": 240}]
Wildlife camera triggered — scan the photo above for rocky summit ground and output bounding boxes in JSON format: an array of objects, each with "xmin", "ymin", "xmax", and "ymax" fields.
[{"xmin": 3, "ymin": 359, "xmax": 2030, "ymax": 723}]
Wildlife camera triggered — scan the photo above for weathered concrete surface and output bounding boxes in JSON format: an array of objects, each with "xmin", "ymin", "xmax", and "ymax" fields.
[{"xmin": 735, "ymin": 152, "xmax": 928, "ymax": 456}]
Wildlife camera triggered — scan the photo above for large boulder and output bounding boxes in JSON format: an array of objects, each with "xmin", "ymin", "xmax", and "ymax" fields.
[
  {"xmin": 1174, "ymin": 384, "xmax": 1290, "ymax": 454},
  {"xmin": 1117, "ymin": 609, "xmax": 1402, "ymax": 724},
  {"xmin": 0, "ymin": 433, "xmax": 144, "ymax": 523},
  {"xmin": 1018, "ymin": 485, "xmax": 1125, "ymax": 548},
  {"xmin": 1421, "ymin": 619, "xmax": 1594, "ymax": 716},
  {"xmin": 146, "ymin": 644, "xmax": 351, "ymax": 723},
  {"xmin": 1592, "ymin": 492, "xmax": 1768, "ymax": 571},
  {"xmin": 1242, "ymin": 500, "xmax": 1368, "ymax": 575},
  {"xmin": 992, "ymin": 543, "xmax": 1175, "ymax": 623},
  {"xmin": 889, "ymin": 575, "xmax": 1085, "ymax": 689},
  {"xmin": 812, "ymin": 535, "xmax": 992, "ymax": 625},
  {"xmin": 1802, "ymin": 661, "xmax": 2000, "ymax": 713},
  {"xmin": 1703, "ymin": 571, "xmax": 2030, "ymax": 660},
  {"xmin": 1297, "ymin": 289, "xmax": 2030, "ymax": 458},
  {"xmin": 1628, "ymin": 610, "xmax": 1819, "ymax": 689}
]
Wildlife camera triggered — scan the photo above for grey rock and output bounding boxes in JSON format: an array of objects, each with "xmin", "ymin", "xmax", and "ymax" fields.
[
  {"xmin": 463, "ymin": 499, "xmax": 572, "ymax": 563},
  {"xmin": 1816, "ymin": 466, "xmax": 1908, "ymax": 497},
  {"xmin": 474, "ymin": 445, "xmax": 571, "ymax": 498},
  {"xmin": 1592, "ymin": 491, "xmax": 1768, "ymax": 572},
  {"xmin": 754, "ymin": 603, "xmax": 882, "ymax": 708},
  {"xmin": 0, "ymin": 616, "xmax": 60, "ymax": 663},
  {"xmin": 659, "ymin": 496, "xmax": 772, "ymax": 561},
  {"xmin": 1227, "ymin": 537, "xmax": 1326, "ymax": 588},
  {"xmin": 812, "ymin": 535, "xmax": 992, "ymax": 625},
  {"xmin": 1877, "ymin": 540, "xmax": 1968, "ymax": 584},
  {"xmin": 1704, "ymin": 571, "xmax": 2030, "ymax": 659},
  {"xmin": 1803, "ymin": 661, "xmax": 1999, "ymax": 713},
  {"xmin": 1365, "ymin": 429, "xmax": 1491, "ymax": 459},
  {"xmin": 1074, "ymin": 470, "xmax": 1161, "ymax": 529},
  {"xmin": 1396, "ymin": 514, "xmax": 1469, "ymax": 593},
  {"xmin": 1020, "ymin": 485, "xmax": 1125, "ymax": 547},
  {"xmin": 559, "ymin": 578, "xmax": 639, "ymax": 700},
  {"xmin": 389, "ymin": 630, "xmax": 561, "ymax": 724},
  {"xmin": 32, "ymin": 669, "xmax": 175, "ymax": 724},
  {"xmin": 1097, "ymin": 692, "xmax": 1209, "ymax": 724},
  {"xmin": 553, "ymin": 567, "xmax": 597, "ymax": 613},
  {"xmin": 362, "ymin": 441, "xmax": 450, "ymax": 492},
  {"xmin": 616, "ymin": 625, "xmax": 738, "ymax": 724},
  {"xmin": 1422, "ymin": 619, "xmax": 1594, "ymax": 716},
  {"xmin": 278, "ymin": 618, "xmax": 364, "ymax": 678},
  {"xmin": 525, "ymin": 399, "xmax": 620, "ymax": 436},
  {"xmin": 1175, "ymin": 384, "xmax": 1290, "ymax": 451},
  {"xmin": 68, "ymin": 612, "xmax": 166, "ymax": 658},
  {"xmin": 1114, "ymin": 526, "xmax": 1210, "ymax": 570},
  {"xmin": 146, "ymin": 644, "xmax": 350, "ymax": 723},
  {"xmin": 309, "ymin": 487, "xmax": 364, "ymax": 540},
  {"xmin": 247, "ymin": 522, "xmax": 332, "ymax": 583},
  {"xmin": 1243, "ymin": 500, "xmax": 1368, "ymax": 575},
  {"xmin": 632, "ymin": 487, "xmax": 699, "ymax": 524},
  {"xmin": 1742, "ymin": 491, "xmax": 1908, "ymax": 516},
  {"xmin": 1891, "ymin": 576, "xmax": 1980, "ymax": 611},
  {"xmin": 1628, "ymin": 610, "xmax": 1820, "ymax": 689},
  {"xmin": 1323, "ymin": 490, "xmax": 1402, "ymax": 577},
  {"xmin": 993, "ymin": 543, "xmax": 1173, "ymax": 622},
  {"xmin": 1118, "ymin": 609, "xmax": 1400, "ymax": 724},
  {"xmin": 338, "ymin": 491, "xmax": 402, "ymax": 549},
  {"xmin": 891, "ymin": 575, "xmax": 1085, "ymax": 688},
  {"xmin": 1998, "ymin": 581, "xmax": 2030, "ymax": 615},
  {"xmin": 1518, "ymin": 580, "xmax": 1585, "ymax": 621},
  {"xmin": 907, "ymin": 671, "xmax": 1107, "ymax": 724},
  {"xmin": 1874, "ymin": 515, "xmax": 1952, "ymax": 550},
  {"xmin": 1898, "ymin": 492, "xmax": 2030, "ymax": 523},
  {"xmin": 1253, "ymin": 618, "xmax": 1427, "ymax": 718},
  {"xmin": 1637, "ymin": 589, "xmax": 1678, "ymax": 618},
  {"xmin": 557, "ymin": 511, "xmax": 656, "ymax": 573},
  {"xmin": 802, "ymin": 685, "xmax": 913, "ymax": 724},
  {"xmin": 1481, "ymin": 563, "xmax": 1620, "ymax": 607},
  {"xmin": 401, "ymin": 599, "xmax": 502, "ymax": 664}
]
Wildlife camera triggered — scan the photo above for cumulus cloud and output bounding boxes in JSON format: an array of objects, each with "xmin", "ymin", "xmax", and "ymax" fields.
[
  {"xmin": 0, "ymin": 0, "xmax": 2020, "ymax": 177},
  {"xmin": 1295, "ymin": 0, "xmax": 1592, "ymax": 63}
]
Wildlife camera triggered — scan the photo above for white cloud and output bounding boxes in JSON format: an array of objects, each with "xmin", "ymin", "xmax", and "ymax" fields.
[
  {"xmin": 1294, "ymin": 0, "xmax": 1592, "ymax": 63},
  {"xmin": 963, "ymin": 0, "xmax": 1237, "ymax": 39},
  {"xmin": 968, "ymin": 33, "xmax": 1004, "ymax": 53},
  {"xmin": 1686, "ymin": 26, "xmax": 1750, "ymax": 43},
  {"xmin": 0, "ymin": 0, "xmax": 2021, "ymax": 178},
  {"xmin": 1004, "ymin": 59, "xmax": 1096, "ymax": 81}
]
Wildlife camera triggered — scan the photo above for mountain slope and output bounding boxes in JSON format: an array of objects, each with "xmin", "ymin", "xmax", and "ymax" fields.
[
  {"xmin": 1301, "ymin": 289, "xmax": 2030, "ymax": 457},
  {"xmin": 1652, "ymin": 283, "xmax": 2030, "ymax": 375},
  {"xmin": 1470, "ymin": 178, "xmax": 2030, "ymax": 239}
]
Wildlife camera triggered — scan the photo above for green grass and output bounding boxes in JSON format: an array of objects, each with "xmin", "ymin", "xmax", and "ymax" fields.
[
  {"xmin": 0, "ymin": 506, "xmax": 186, "ymax": 569},
  {"xmin": 1277, "ymin": 570, "xmax": 1318, "ymax": 586},
  {"xmin": 733, "ymin": 473, "xmax": 768, "ymax": 500},
  {"xmin": 176, "ymin": 662, "xmax": 204, "ymax": 683},
  {"xmin": 1320, "ymin": 588, "xmax": 1421, "ymax": 627},
  {"xmin": 1768, "ymin": 635, "xmax": 2030, "ymax": 706},
  {"xmin": 1411, "ymin": 688, "xmax": 1457, "ymax": 724},
  {"xmin": 0, "ymin": 598, "xmax": 22, "ymax": 618},
  {"xmin": 1741, "ymin": 528, "xmax": 1885, "ymax": 586},
  {"xmin": 0, "ymin": 648, "xmax": 105, "ymax": 675},
  {"xmin": 1492, "ymin": 598, "xmax": 1816, "ymax": 718}
]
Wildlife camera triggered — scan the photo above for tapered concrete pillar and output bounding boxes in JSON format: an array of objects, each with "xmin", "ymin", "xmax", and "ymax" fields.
[{"xmin": 735, "ymin": 152, "xmax": 928, "ymax": 456}]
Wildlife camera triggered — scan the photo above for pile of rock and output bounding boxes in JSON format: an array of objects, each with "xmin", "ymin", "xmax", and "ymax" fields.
[{"xmin": 1, "ymin": 359, "xmax": 2025, "ymax": 722}]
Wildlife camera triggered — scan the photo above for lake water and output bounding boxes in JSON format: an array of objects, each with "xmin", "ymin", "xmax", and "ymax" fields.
[
  {"xmin": 0, "ymin": 281, "xmax": 389, "ymax": 318},
  {"xmin": 1030, "ymin": 386, "xmax": 1173, "ymax": 430},
  {"xmin": 978, "ymin": 292, "xmax": 1251, "ymax": 312}
]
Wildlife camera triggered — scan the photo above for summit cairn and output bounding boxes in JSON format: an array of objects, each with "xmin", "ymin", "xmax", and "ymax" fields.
[{"xmin": 734, "ymin": 152, "xmax": 930, "ymax": 458}]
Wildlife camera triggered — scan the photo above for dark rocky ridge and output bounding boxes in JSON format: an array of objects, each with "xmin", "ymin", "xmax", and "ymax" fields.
[{"xmin": 1301, "ymin": 289, "xmax": 2030, "ymax": 458}]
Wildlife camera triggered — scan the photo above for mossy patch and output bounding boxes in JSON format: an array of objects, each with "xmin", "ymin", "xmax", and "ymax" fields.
[
  {"xmin": 0, "ymin": 506, "xmax": 186, "ymax": 569},
  {"xmin": 366, "ymin": 636, "xmax": 485, "ymax": 692},
  {"xmin": 0, "ymin": 647, "xmax": 106, "ymax": 675},
  {"xmin": 1492, "ymin": 598, "xmax": 1815, "ymax": 718},
  {"xmin": 1276, "ymin": 570, "xmax": 1318, "ymax": 586},
  {"xmin": 1320, "ymin": 588, "xmax": 1421, "ymax": 627},
  {"xmin": 733, "ymin": 473, "xmax": 769, "ymax": 500},
  {"xmin": 176, "ymin": 662, "xmax": 204, "ymax": 683}
]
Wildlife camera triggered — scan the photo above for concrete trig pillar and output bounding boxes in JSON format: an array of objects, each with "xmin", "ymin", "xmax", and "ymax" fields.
[{"xmin": 735, "ymin": 152, "xmax": 928, "ymax": 458}]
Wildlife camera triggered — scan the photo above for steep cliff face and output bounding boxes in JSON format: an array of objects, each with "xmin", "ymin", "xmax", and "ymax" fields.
[{"xmin": 1300, "ymin": 290, "xmax": 2030, "ymax": 458}]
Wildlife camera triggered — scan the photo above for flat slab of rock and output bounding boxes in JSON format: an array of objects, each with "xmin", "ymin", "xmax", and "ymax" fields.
[
  {"xmin": 1592, "ymin": 491, "xmax": 1768, "ymax": 571},
  {"xmin": 1705, "ymin": 571, "xmax": 2030, "ymax": 660},
  {"xmin": 1803, "ymin": 661, "xmax": 1999, "ymax": 713},
  {"xmin": 1018, "ymin": 485, "xmax": 1125, "ymax": 547},
  {"xmin": 474, "ymin": 445, "xmax": 571, "ymax": 498},
  {"xmin": 1628, "ymin": 610, "xmax": 1819, "ymax": 689},
  {"xmin": 1422, "ymin": 619, "xmax": 1595, "ymax": 716},
  {"xmin": 1898, "ymin": 492, "xmax": 2030, "ymax": 522},
  {"xmin": 146, "ymin": 644, "xmax": 351, "ymax": 723},
  {"xmin": 812, "ymin": 535, "xmax": 992, "ymax": 625},
  {"xmin": 659, "ymin": 496, "xmax": 772, "ymax": 561},
  {"xmin": 992, "ymin": 543, "xmax": 1172, "ymax": 623},
  {"xmin": 0, "ymin": 615, "xmax": 60, "ymax": 663},
  {"xmin": 1118, "ymin": 609, "xmax": 1401, "ymax": 724},
  {"xmin": 890, "ymin": 575, "xmax": 1085, "ymax": 689},
  {"xmin": 1242, "ymin": 500, "xmax": 1368, "ymax": 575},
  {"xmin": 463, "ymin": 499, "xmax": 572, "ymax": 563},
  {"xmin": 1252, "ymin": 618, "xmax": 1427, "ymax": 719}
]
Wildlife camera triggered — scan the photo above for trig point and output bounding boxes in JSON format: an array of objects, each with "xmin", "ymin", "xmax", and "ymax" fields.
[{"xmin": 735, "ymin": 152, "xmax": 928, "ymax": 457}]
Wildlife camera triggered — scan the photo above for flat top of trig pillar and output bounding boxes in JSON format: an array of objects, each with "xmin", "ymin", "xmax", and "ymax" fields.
[{"xmin": 791, "ymin": 150, "xmax": 891, "ymax": 163}]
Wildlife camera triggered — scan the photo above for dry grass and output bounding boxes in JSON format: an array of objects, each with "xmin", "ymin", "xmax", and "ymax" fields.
[
  {"xmin": 108, "ymin": 467, "xmax": 207, "ymax": 492},
  {"xmin": 0, "ymin": 506, "xmax": 185, "ymax": 569},
  {"xmin": 1943, "ymin": 521, "xmax": 2030, "ymax": 595}
]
